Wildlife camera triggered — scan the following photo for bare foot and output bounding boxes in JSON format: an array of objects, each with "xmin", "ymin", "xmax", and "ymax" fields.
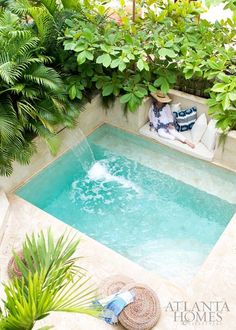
[{"xmin": 185, "ymin": 140, "xmax": 195, "ymax": 149}]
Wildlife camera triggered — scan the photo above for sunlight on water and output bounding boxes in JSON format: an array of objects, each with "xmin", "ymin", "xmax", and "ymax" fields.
[
  {"xmin": 16, "ymin": 125, "xmax": 236, "ymax": 286},
  {"xmin": 70, "ymin": 159, "xmax": 142, "ymax": 215},
  {"xmin": 88, "ymin": 161, "xmax": 141, "ymax": 193}
]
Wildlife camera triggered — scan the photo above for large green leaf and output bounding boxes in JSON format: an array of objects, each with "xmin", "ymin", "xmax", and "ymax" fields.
[
  {"xmin": 158, "ymin": 48, "xmax": 177, "ymax": 58},
  {"xmin": 102, "ymin": 84, "xmax": 113, "ymax": 96},
  {"xmin": 96, "ymin": 54, "xmax": 112, "ymax": 68}
]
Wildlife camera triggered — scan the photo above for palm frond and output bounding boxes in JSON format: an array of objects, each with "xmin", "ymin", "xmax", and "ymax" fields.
[
  {"xmin": 40, "ymin": 0, "xmax": 60, "ymax": 15},
  {"xmin": 13, "ymin": 139, "xmax": 36, "ymax": 164},
  {"xmin": 0, "ymin": 54, "xmax": 18, "ymax": 84},
  {"xmin": 0, "ymin": 152, "xmax": 14, "ymax": 176},
  {"xmin": 7, "ymin": 0, "xmax": 32, "ymax": 16},
  {"xmin": 24, "ymin": 64, "xmax": 63, "ymax": 91},
  {"xmin": 1, "ymin": 230, "xmax": 101, "ymax": 329},
  {"xmin": 16, "ymin": 36, "xmax": 39, "ymax": 57},
  {"xmin": 0, "ymin": 98, "xmax": 18, "ymax": 142},
  {"xmin": 61, "ymin": 0, "xmax": 81, "ymax": 11}
]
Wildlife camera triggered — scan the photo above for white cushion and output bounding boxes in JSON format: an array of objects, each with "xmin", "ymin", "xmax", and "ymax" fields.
[
  {"xmin": 201, "ymin": 119, "xmax": 217, "ymax": 151},
  {"xmin": 139, "ymin": 123, "xmax": 214, "ymax": 162},
  {"xmin": 191, "ymin": 114, "xmax": 207, "ymax": 144},
  {"xmin": 170, "ymin": 103, "xmax": 181, "ymax": 112}
]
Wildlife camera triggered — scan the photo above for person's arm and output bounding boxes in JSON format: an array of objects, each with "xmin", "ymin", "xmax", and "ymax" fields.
[
  {"xmin": 148, "ymin": 105, "xmax": 154, "ymax": 130},
  {"xmin": 164, "ymin": 105, "xmax": 174, "ymax": 126}
]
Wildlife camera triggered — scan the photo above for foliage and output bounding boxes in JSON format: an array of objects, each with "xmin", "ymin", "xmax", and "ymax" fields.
[
  {"xmin": 1, "ymin": 0, "xmax": 236, "ymax": 176},
  {"xmin": 205, "ymin": 0, "xmax": 236, "ymax": 11},
  {"xmin": 61, "ymin": 0, "xmax": 236, "ymax": 129},
  {"xmin": 0, "ymin": 230, "xmax": 100, "ymax": 329},
  {"xmin": 0, "ymin": 9, "xmax": 79, "ymax": 176}
]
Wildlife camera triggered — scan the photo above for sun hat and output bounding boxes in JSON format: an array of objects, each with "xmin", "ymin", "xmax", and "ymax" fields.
[
  {"xmin": 151, "ymin": 91, "xmax": 172, "ymax": 103},
  {"xmin": 118, "ymin": 283, "xmax": 161, "ymax": 330},
  {"xmin": 100, "ymin": 274, "xmax": 135, "ymax": 297}
]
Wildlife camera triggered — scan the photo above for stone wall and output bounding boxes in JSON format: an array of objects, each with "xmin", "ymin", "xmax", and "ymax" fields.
[
  {"xmin": 0, "ymin": 95, "xmax": 105, "ymax": 192},
  {"xmin": 105, "ymin": 96, "xmax": 152, "ymax": 133},
  {"xmin": 214, "ymin": 130, "xmax": 236, "ymax": 170},
  {"xmin": 1, "ymin": 90, "xmax": 235, "ymax": 192}
]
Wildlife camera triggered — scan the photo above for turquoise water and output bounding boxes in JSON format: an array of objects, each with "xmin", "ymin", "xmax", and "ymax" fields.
[{"xmin": 17, "ymin": 125, "xmax": 236, "ymax": 284}]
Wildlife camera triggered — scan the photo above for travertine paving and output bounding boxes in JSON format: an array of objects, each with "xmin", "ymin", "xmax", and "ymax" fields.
[{"xmin": 0, "ymin": 195, "xmax": 235, "ymax": 330}]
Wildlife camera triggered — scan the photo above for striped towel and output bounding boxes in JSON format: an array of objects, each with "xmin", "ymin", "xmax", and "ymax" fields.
[{"xmin": 95, "ymin": 291, "xmax": 135, "ymax": 324}]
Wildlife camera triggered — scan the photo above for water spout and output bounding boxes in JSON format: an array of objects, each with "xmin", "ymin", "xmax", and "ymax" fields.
[{"xmin": 67, "ymin": 127, "xmax": 95, "ymax": 172}]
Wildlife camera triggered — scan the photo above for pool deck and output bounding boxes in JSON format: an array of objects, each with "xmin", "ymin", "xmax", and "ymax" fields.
[{"xmin": 0, "ymin": 195, "xmax": 235, "ymax": 330}]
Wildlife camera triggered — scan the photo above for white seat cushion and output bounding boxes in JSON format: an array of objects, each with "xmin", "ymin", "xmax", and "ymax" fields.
[{"xmin": 139, "ymin": 123, "xmax": 214, "ymax": 162}]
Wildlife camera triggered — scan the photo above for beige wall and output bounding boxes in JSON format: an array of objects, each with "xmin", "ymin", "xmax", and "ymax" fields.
[
  {"xmin": 214, "ymin": 130, "xmax": 236, "ymax": 170},
  {"xmin": 0, "ymin": 95, "xmax": 105, "ymax": 193},
  {"xmin": 105, "ymin": 97, "xmax": 152, "ymax": 133},
  {"xmin": 168, "ymin": 89, "xmax": 210, "ymax": 120},
  {"xmin": 0, "ymin": 90, "xmax": 235, "ymax": 193}
]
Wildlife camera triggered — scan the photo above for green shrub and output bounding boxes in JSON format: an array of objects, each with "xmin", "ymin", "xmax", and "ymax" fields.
[
  {"xmin": 1, "ymin": 0, "xmax": 236, "ymax": 176},
  {"xmin": 62, "ymin": 0, "xmax": 236, "ymax": 131}
]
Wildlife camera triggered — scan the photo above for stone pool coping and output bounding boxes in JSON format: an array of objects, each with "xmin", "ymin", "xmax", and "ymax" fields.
[
  {"xmin": 0, "ymin": 194, "xmax": 235, "ymax": 330},
  {"xmin": 1, "ymin": 90, "xmax": 236, "ymax": 194}
]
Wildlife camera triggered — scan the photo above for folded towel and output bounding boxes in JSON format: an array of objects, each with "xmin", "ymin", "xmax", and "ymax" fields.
[{"xmin": 95, "ymin": 291, "xmax": 135, "ymax": 325}]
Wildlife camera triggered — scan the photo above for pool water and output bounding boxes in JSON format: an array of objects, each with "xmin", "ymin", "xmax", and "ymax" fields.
[{"xmin": 17, "ymin": 124, "xmax": 236, "ymax": 285}]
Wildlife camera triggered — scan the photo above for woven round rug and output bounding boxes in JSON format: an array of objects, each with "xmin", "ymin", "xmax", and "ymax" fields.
[
  {"xmin": 118, "ymin": 283, "xmax": 161, "ymax": 330},
  {"xmin": 100, "ymin": 274, "xmax": 134, "ymax": 297},
  {"xmin": 7, "ymin": 250, "xmax": 24, "ymax": 279}
]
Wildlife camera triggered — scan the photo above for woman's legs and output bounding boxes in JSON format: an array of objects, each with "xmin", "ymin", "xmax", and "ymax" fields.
[
  {"xmin": 158, "ymin": 128, "xmax": 175, "ymax": 140},
  {"xmin": 169, "ymin": 128, "xmax": 195, "ymax": 148},
  {"xmin": 169, "ymin": 129, "xmax": 186, "ymax": 142},
  {"xmin": 158, "ymin": 128, "xmax": 195, "ymax": 148}
]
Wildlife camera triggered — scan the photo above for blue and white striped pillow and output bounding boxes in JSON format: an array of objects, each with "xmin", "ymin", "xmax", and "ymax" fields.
[{"xmin": 173, "ymin": 106, "xmax": 197, "ymax": 132}]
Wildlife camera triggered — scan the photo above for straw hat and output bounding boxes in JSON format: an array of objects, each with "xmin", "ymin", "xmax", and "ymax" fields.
[
  {"xmin": 151, "ymin": 91, "xmax": 172, "ymax": 103},
  {"xmin": 118, "ymin": 283, "xmax": 161, "ymax": 330},
  {"xmin": 100, "ymin": 274, "xmax": 135, "ymax": 297}
]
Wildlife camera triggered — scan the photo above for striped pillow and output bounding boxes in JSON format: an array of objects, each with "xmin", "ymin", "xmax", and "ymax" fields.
[{"xmin": 173, "ymin": 106, "xmax": 197, "ymax": 132}]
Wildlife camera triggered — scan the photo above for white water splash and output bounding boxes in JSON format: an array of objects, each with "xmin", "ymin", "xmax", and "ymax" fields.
[
  {"xmin": 88, "ymin": 161, "xmax": 141, "ymax": 193},
  {"xmin": 66, "ymin": 128, "xmax": 95, "ymax": 172}
]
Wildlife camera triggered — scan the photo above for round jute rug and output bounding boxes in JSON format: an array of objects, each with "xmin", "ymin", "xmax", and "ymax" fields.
[
  {"xmin": 100, "ymin": 274, "xmax": 135, "ymax": 297},
  {"xmin": 118, "ymin": 283, "xmax": 161, "ymax": 330}
]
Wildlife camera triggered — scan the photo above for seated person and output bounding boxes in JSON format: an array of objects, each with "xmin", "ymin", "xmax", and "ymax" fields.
[{"xmin": 149, "ymin": 91, "xmax": 195, "ymax": 149}]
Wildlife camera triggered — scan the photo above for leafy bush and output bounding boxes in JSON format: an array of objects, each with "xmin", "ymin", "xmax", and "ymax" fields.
[
  {"xmin": 61, "ymin": 0, "xmax": 236, "ymax": 131},
  {"xmin": 1, "ymin": 0, "xmax": 236, "ymax": 176}
]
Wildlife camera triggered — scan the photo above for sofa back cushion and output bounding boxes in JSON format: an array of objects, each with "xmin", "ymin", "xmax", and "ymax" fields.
[
  {"xmin": 201, "ymin": 119, "xmax": 218, "ymax": 151},
  {"xmin": 191, "ymin": 113, "xmax": 208, "ymax": 144}
]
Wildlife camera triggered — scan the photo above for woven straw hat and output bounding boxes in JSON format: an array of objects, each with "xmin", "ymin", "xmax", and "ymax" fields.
[
  {"xmin": 100, "ymin": 274, "xmax": 135, "ymax": 297},
  {"xmin": 151, "ymin": 91, "xmax": 172, "ymax": 103},
  {"xmin": 118, "ymin": 283, "xmax": 161, "ymax": 330}
]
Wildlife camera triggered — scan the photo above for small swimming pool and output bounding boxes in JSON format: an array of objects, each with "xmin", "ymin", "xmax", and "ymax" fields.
[{"xmin": 16, "ymin": 124, "xmax": 236, "ymax": 285}]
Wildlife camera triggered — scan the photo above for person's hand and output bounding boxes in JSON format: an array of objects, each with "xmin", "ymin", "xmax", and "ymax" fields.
[{"xmin": 168, "ymin": 124, "xmax": 174, "ymax": 129}]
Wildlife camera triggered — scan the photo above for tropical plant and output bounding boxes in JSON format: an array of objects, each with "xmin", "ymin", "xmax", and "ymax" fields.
[
  {"xmin": 0, "ymin": 230, "xmax": 100, "ymax": 329},
  {"xmin": 1, "ymin": 0, "xmax": 236, "ymax": 176},
  {"xmin": 0, "ymin": 10, "xmax": 78, "ymax": 176},
  {"xmin": 62, "ymin": 0, "xmax": 236, "ymax": 129}
]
